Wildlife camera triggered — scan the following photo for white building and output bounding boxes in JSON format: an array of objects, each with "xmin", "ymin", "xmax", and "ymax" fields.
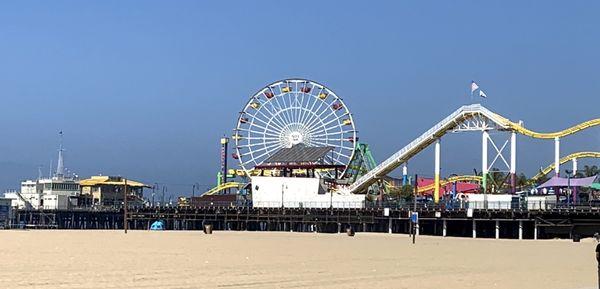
[
  {"xmin": 250, "ymin": 145, "xmax": 365, "ymax": 209},
  {"xmin": 3, "ymin": 133, "xmax": 80, "ymax": 210},
  {"xmin": 252, "ymin": 176, "xmax": 364, "ymax": 208}
]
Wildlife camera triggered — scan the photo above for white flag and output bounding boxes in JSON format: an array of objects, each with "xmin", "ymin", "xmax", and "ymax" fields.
[
  {"xmin": 470, "ymin": 81, "xmax": 479, "ymax": 94},
  {"xmin": 479, "ymin": 90, "xmax": 487, "ymax": 98}
]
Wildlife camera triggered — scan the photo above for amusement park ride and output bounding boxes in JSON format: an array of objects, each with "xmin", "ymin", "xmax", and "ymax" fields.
[{"xmin": 203, "ymin": 78, "xmax": 600, "ymax": 208}]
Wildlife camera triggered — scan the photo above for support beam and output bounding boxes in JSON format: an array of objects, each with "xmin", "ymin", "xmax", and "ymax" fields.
[
  {"xmin": 482, "ymin": 131, "xmax": 489, "ymax": 194},
  {"xmin": 442, "ymin": 219, "xmax": 447, "ymax": 237},
  {"xmin": 573, "ymin": 158, "xmax": 578, "ymax": 203},
  {"xmin": 416, "ymin": 223, "xmax": 420, "ymax": 236},
  {"xmin": 534, "ymin": 220, "xmax": 538, "ymax": 240},
  {"xmin": 495, "ymin": 220, "xmax": 500, "ymax": 239},
  {"xmin": 472, "ymin": 219, "xmax": 477, "ymax": 238},
  {"xmin": 434, "ymin": 139, "xmax": 441, "ymax": 204},
  {"xmin": 518, "ymin": 220, "xmax": 523, "ymax": 240},
  {"xmin": 510, "ymin": 132, "xmax": 517, "ymax": 193},
  {"xmin": 402, "ymin": 164, "xmax": 408, "ymax": 186},
  {"xmin": 388, "ymin": 218, "xmax": 392, "ymax": 234},
  {"xmin": 554, "ymin": 137, "xmax": 560, "ymax": 176}
]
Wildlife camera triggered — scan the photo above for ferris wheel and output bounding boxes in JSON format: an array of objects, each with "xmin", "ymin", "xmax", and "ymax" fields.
[{"xmin": 233, "ymin": 79, "xmax": 357, "ymax": 177}]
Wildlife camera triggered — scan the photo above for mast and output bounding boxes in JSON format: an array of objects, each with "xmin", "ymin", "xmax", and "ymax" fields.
[{"xmin": 55, "ymin": 131, "xmax": 65, "ymax": 178}]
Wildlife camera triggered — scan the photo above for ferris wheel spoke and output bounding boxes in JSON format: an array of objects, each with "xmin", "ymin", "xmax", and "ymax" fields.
[
  {"xmin": 307, "ymin": 111, "xmax": 348, "ymax": 135},
  {"xmin": 276, "ymin": 83, "xmax": 294, "ymax": 125},
  {"xmin": 298, "ymin": 87, "xmax": 323, "ymax": 126},
  {"xmin": 237, "ymin": 135, "xmax": 280, "ymax": 141},
  {"xmin": 296, "ymin": 85, "xmax": 308, "ymax": 124},
  {"xmin": 302, "ymin": 104, "xmax": 329, "ymax": 132},
  {"xmin": 302, "ymin": 93, "xmax": 331, "ymax": 130},
  {"xmin": 252, "ymin": 102, "xmax": 287, "ymax": 131},
  {"xmin": 298, "ymin": 85, "xmax": 317, "ymax": 128},
  {"xmin": 307, "ymin": 121, "xmax": 338, "ymax": 137},
  {"xmin": 239, "ymin": 125, "xmax": 281, "ymax": 138},
  {"xmin": 257, "ymin": 100, "xmax": 288, "ymax": 131},
  {"xmin": 311, "ymin": 130, "xmax": 355, "ymax": 138},
  {"xmin": 237, "ymin": 139, "xmax": 281, "ymax": 148},
  {"xmin": 273, "ymin": 92, "xmax": 294, "ymax": 126},
  {"xmin": 249, "ymin": 115, "xmax": 285, "ymax": 135},
  {"xmin": 303, "ymin": 102, "xmax": 339, "ymax": 133}
]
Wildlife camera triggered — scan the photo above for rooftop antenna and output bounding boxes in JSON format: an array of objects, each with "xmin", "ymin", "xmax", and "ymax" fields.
[{"xmin": 56, "ymin": 131, "xmax": 65, "ymax": 178}]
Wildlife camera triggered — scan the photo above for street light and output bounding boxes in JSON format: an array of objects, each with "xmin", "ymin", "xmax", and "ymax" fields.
[
  {"xmin": 123, "ymin": 178, "xmax": 128, "ymax": 234},
  {"xmin": 565, "ymin": 169, "xmax": 573, "ymax": 206}
]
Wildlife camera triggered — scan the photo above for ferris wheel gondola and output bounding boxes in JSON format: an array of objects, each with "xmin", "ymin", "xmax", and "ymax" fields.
[{"xmin": 233, "ymin": 79, "xmax": 357, "ymax": 177}]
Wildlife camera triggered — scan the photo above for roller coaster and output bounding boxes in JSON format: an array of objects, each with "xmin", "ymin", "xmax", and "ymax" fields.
[{"xmin": 344, "ymin": 104, "xmax": 600, "ymax": 201}]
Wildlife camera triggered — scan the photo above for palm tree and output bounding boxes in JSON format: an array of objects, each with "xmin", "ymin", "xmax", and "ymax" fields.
[{"xmin": 582, "ymin": 165, "xmax": 599, "ymax": 177}]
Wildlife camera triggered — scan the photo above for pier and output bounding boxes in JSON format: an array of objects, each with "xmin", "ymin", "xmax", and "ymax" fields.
[{"xmin": 10, "ymin": 204, "xmax": 600, "ymax": 240}]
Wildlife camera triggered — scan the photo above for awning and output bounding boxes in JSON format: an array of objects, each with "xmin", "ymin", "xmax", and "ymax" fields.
[
  {"xmin": 79, "ymin": 176, "xmax": 150, "ymax": 188},
  {"xmin": 591, "ymin": 183, "xmax": 600, "ymax": 190},
  {"xmin": 537, "ymin": 175, "xmax": 597, "ymax": 189}
]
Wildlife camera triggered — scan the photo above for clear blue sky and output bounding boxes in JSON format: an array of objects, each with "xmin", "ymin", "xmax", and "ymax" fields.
[{"xmin": 1, "ymin": 1, "xmax": 599, "ymax": 195}]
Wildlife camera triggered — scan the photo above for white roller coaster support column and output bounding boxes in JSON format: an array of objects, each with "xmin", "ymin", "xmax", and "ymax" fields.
[
  {"xmin": 402, "ymin": 164, "xmax": 408, "ymax": 186},
  {"xmin": 510, "ymin": 132, "xmax": 517, "ymax": 193},
  {"xmin": 573, "ymin": 158, "xmax": 578, "ymax": 203},
  {"xmin": 434, "ymin": 139, "xmax": 441, "ymax": 204},
  {"xmin": 554, "ymin": 137, "xmax": 560, "ymax": 176},
  {"xmin": 482, "ymin": 131, "xmax": 489, "ymax": 194}
]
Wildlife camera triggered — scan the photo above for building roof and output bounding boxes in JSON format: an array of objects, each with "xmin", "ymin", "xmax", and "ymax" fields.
[
  {"xmin": 79, "ymin": 176, "xmax": 150, "ymax": 188},
  {"xmin": 261, "ymin": 144, "xmax": 333, "ymax": 165}
]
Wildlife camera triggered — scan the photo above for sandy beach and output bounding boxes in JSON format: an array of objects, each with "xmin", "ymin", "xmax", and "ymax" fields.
[{"xmin": 0, "ymin": 230, "xmax": 596, "ymax": 289}]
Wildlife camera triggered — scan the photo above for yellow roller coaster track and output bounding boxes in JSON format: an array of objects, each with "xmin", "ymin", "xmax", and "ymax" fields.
[
  {"xmin": 493, "ymin": 113, "xmax": 600, "ymax": 139},
  {"xmin": 202, "ymin": 182, "xmax": 245, "ymax": 196},
  {"xmin": 416, "ymin": 175, "xmax": 482, "ymax": 194},
  {"xmin": 532, "ymin": 151, "xmax": 600, "ymax": 180}
]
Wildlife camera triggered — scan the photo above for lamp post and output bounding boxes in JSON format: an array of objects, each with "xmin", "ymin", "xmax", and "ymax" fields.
[
  {"xmin": 153, "ymin": 183, "xmax": 159, "ymax": 207},
  {"xmin": 123, "ymin": 178, "xmax": 128, "ymax": 234},
  {"xmin": 565, "ymin": 169, "xmax": 573, "ymax": 207},
  {"xmin": 281, "ymin": 184, "xmax": 285, "ymax": 208}
]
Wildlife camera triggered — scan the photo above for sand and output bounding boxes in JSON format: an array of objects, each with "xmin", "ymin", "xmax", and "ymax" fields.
[{"xmin": 0, "ymin": 230, "xmax": 596, "ymax": 289}]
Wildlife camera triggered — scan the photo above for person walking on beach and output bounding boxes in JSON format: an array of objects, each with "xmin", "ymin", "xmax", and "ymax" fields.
[{"xmin": 595, "ymin": 233, "xmax": 600, "ymax": 289}]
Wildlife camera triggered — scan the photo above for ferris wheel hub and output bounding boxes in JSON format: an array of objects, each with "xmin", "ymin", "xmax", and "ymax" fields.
[{"xmin": 287, "ymin": 131, "xmax": 304, "ymax": 147}]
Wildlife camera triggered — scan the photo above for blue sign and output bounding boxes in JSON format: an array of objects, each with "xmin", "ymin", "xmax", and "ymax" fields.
[{"xmin": 410, "ymin": 212, "xmax": 419, "ymax": 223}]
